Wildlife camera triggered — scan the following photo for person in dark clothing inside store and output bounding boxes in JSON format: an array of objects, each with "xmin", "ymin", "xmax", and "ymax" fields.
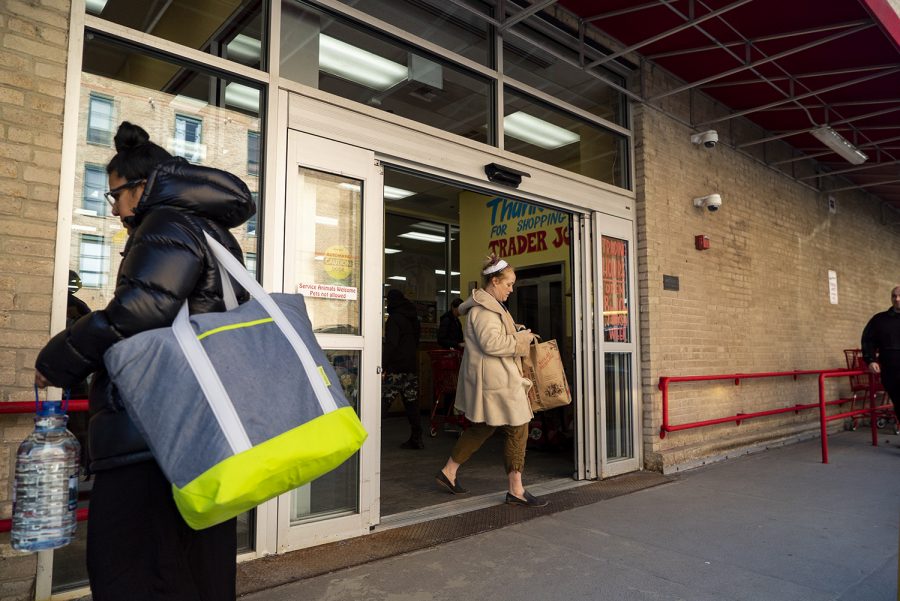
[
  {"xmin": 861, "ymin": 284, "xmax": 900, "ymax": 422},
  {"xmin": 437, "ymin": 297, "xmax": 464, "ymax": 350},
  {"xmin": 35, "ymin": 121, "xmax": 254, "ymax": 601},
  {"xmin": 382, "ymin": 288, "xmax": 424, "ymax": 449}
]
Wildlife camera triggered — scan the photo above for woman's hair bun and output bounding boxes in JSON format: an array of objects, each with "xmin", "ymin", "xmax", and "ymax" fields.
[
  {"xmin": 113, "ymin": 121, "xmax": 151, "ymax": 153},
  {"xmin": 482, "ymin": 253, "xmax": 500, "ymax": 271}
]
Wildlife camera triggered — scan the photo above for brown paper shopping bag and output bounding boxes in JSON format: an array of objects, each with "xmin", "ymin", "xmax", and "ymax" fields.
[{"xmin": 522, "ymin": 338, "xmax": 572, "ymax": 412}]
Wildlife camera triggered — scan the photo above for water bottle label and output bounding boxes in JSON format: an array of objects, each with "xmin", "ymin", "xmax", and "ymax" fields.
[{"xmin": 67, "ymin": 474, "xmax": 78, "ymax": 511}]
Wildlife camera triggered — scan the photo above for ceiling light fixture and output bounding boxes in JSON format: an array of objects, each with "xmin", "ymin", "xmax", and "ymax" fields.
[
  {"xmin": 384, "ymin": 248, "xmax": 402, "ymax": 254},
  {"xmin": 384, "ymin": 186, "xmax": 415, "ymax": 200},
  {"xmin": 319, "ymin": 35, "xmax": 408, "ymax": 91},
  {"xmin": 435, "ymin": 269, "xmax": 461, "ymax": 275},
  {"xmin": 398, "ymin": 232, "xmax": 445, "ymax": 243},
  {"xmin": 388, "ymin": 275, "xmax": 407, "ymax": 281},
  {"xmin": 503, "ymin": 111, "xmax": 580, "ymax": 150},
  {"xmin": 224, "ymin": 83, "xmax": 260, "ymax": 112},
  {"xmin": 225, "ymin": 34, "xmax": 262, "ymax": 64},
  {"xmin": 810, "ymin": 126, "xmax": 868, "ymax": 165}
]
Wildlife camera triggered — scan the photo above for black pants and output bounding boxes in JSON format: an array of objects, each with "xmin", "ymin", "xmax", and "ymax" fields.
[
  {"xmin": 881, "ymin": 367, "xmax": 900, "ymax": 421},
  {"xmin": 87, "ymin": 461, "xmax": 236, "ymax": 601}
]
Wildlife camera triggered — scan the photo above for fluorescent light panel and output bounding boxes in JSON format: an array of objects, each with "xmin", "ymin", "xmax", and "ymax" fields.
[
  {"xmin": 224, "ymin": 83, "xmax": 260, "ymax": 112},
  {"xmin": 384, "ymin": 248, "xmax": 402, "ymax": 254},
  {"xmin": 412, "ymin": 221, "xmax": 445, "ymax": 233},
  {"xmin": 388, "ymin": 275, "xmax": 407, "ymax": 281},
  {"xmin": 319, "ymin": 34, "xmax": 408, "ymax": 91},
  {"xmin": 504, "ymin": 111, "xmax": 580, "ymax": 150},
  {"xmin": 384, "ymin": 186, "xmax": 415, "ymax": 200},
  {"xmin": 398, "ymin": 232, "xmax": 445, "ymax": 243},
  {"xmin": 435, "ymin": 270, "xmax": 460, "ymax": 275},
  {"xmin": 811, "ymin": 126, "xmax": 868, "ymax": 165}
]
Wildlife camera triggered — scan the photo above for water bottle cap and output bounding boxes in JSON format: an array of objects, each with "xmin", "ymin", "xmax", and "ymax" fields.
[{"xmin": 36, "ymin": 401, "xmax": 65, "ymax": 417}]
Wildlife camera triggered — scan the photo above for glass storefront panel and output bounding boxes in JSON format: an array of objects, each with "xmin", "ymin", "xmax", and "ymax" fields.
[
  {"xmin": 505, "ymin": 22, "xmax": 627, "ymax": 126},
  {"xmin": 281, "ymin": 1, "xmax": 493, "ymax": 144},
  {"xmin": 336, "ymin": 0, "xmax": 494, "ymax": 67},
  {"xmin": 55, "ymin": 38, "xmax": 264, "ymax": 594},
  {"xmin": 85, "ymin": 0, "xmax": 266, "ymax": 70},
  {"xmin": 503, "ymin": 88, "xmax": 628, "ymax": 187},
  {"xmin": 605, "ymin": 352, "xmax": 634, "ymax": 460},
  {"xmin": 287, "ymin": 168, "xmax": 362, "ymax": 335},
  {"xmin": 290, "ymin": 350, "xmax": 361, "ymax": 523},
  {"xmin": 601, "ymin": 236, "xmax": 630, "ymax": 343}
]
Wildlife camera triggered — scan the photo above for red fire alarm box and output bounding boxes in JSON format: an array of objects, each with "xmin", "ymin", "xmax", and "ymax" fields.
[{"xmin": 695, "ymin": 235, "xmax": 710, "ymax": 250}]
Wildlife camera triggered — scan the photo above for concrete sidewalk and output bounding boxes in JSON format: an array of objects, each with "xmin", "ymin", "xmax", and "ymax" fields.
[{"xmin": 243, "ymin": 430, "xmax": 900, "ymax": 601}]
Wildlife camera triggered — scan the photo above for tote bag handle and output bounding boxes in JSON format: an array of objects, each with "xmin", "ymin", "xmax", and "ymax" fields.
[{"xmin": 171, "ymin": 232, "xmax": 339, "ymax": 455}]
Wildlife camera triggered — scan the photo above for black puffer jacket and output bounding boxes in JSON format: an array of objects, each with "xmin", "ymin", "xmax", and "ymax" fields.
[{"xmin": 36, "ymin": 158, "xmax": 255, "ymax": 472}]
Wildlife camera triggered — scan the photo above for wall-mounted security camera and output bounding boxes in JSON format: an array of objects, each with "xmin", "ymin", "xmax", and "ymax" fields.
[
  {"xmin": 690, "ymin": 130, "xmax": 719, "ymax": 148},
  {"xmin": 693, "ymin": 194, "xmax": 722, "ymax": 212}
]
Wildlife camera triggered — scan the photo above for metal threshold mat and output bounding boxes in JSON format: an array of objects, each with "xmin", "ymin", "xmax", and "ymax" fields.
[{"xmin": 236, "ymin": 470, "xmax": 672, "ymax": 597}]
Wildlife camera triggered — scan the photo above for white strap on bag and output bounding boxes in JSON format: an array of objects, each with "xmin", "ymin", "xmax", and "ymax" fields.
[{"xmin": 171, "ymin": 232, "xmax": 339, "ymax": 455}]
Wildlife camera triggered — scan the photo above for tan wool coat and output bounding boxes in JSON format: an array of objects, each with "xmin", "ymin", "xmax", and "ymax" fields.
[{"xmin": 454, "ymin": 289, "xmax": 534, "ymax": 427}]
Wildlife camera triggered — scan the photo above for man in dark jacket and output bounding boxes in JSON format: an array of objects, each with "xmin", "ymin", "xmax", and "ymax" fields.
[
  {"xmin": 437, "ymin": 297, "xmax": 464, "ymax": 350},
  {"xmin": 382, "ymin": 288, "xmax": 424, "ymax": 449},
  {"xmin": 861, "ymin": 284, "xmax": 900, "ymax": 422},
  {"xmin": 35, "ymin": 122, "xmax": 253, "ymax": 601}
]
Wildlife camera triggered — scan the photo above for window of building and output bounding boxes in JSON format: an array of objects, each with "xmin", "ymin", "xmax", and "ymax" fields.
[
  {"xmin": 82, "ymin": 164, "xmax": 108, "ymax": 216},
  {"xmin": 79, "ymin": 234, "xmax": 110, "ymax": 288},
  {"xmin": 248, "ymin": 131, "xmax": 260, "ymax": 176},
  {"xmin": 504, "ymin": 20, "xmax": 627, "ymax": 127},
  {"xmin": 174, "ymin": 115, "xmax": 204, "ymax": 163},
  {"xmin": 245, "ymin": 251, "xmax": 257, "ymax": 278},
  {"xmin": 87, "ymin": 94, "xmax": 114, "ymax": 145},
  {"xmin": 281, "ymin": 0, "xmax": 493, "ymax": 144},
  {"xmin": 247, "ymin": 192, "xmax": 258, "ymax": 236},
  {"xmin": 85, "ymin": 0, "xmax": 266, "ymax": 71},
  {"xmin": 335, "ymin": 0, "xmax": 494, "ymax": 67},
  {"xmin": 503, "ymin": 87, "xmax": 628, "ymax": 187}
]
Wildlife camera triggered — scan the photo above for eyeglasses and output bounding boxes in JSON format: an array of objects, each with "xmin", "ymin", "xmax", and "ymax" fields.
[{"xmin": 104, "ymin": 179, "xmax": 146, "ymax": 207}]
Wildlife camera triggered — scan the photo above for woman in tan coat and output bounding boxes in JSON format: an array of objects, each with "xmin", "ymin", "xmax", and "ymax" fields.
[{"xmin": 435, "ymin": 255, "xmax": 548, "ymax": 507}]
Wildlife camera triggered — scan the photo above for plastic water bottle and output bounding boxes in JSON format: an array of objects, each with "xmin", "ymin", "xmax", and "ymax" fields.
[{"xmin": 11, "ymin": 399, "xmax": 80, "ymax": 552}]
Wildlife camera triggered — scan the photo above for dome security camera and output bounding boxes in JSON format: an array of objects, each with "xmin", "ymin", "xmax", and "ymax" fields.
[
  {"xmin": 693, "ymin": 194, "xmax": 722, "ymax": 212},
  {"xmin": 691, "ymin": 130, "xmax": 719, "ymax": 148}
]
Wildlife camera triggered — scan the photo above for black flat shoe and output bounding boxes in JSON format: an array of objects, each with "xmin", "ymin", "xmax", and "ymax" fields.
[
  {"xmin": 435, "ymin": 471, "xmax": 468, "ymax": 494},
  {"xmin": 505, "ymin": 490, "xmax": 548, "ymax": 507}
]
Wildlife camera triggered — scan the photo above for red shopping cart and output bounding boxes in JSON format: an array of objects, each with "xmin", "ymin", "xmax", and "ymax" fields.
[
  {"xmin": 427, "ymin": 349, "xmax": 467, "ymax": 437},
  {"xmin": 843, "ymin": 349, "xmax": 898, "ymax": 434}
]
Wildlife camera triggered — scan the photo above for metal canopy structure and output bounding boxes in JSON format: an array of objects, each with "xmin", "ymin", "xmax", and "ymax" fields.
[{"xmin": 495, "ymin": 0, "xmax": 900, "ymax": 208}]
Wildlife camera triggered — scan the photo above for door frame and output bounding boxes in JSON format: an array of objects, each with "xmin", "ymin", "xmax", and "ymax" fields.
[
  {"xmin": 274, "ymin": 130, "xmax": 384, "ymax": 552},
  {"xmin": 594, "ymin": 214, "xmax": 642, "ymax": 477}
]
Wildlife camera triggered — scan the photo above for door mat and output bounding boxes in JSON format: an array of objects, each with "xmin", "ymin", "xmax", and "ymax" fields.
[{"xmin": 237, "ymin": 470, "xmax": 672, "ymax": 596}]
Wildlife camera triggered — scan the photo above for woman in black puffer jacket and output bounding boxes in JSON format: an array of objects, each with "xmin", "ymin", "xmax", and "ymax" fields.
[{"xmin": 35, "ymin": 122, "xmax": 255, "ymax": 601}]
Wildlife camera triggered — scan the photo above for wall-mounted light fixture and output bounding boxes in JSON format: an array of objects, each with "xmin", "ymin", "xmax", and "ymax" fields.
[{"xmin": 810, "ymin": 126, "xmax": 868, "ymax": 165}]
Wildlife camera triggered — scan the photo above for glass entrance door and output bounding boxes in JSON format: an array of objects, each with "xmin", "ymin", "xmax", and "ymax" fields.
[
  {"xmin": 594, "ymin": 214, "xmax": 640, "ymax": 477},
  {"xmin": 277, "ymin": 131, "xmax": 383, "ymax": 551}
]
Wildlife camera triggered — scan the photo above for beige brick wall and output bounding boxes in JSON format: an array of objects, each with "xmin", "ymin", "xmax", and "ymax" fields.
[
  {"xmin": 635, "ymin": 65, "xmax": 900, "ymax": 472},
  {"xmin": 0, "ymin": 0, "xmax": 72, "ymax": 596}
]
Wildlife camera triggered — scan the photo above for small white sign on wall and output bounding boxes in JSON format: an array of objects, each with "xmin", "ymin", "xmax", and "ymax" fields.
[{"xmin": 828, "ymin": 270, "xmax": 838, "ymax": 304}]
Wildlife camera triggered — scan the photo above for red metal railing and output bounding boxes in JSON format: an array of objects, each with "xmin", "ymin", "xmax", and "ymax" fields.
[
  {"xmin": 817, "ymin": 370, "xmax": 893, "ymax": 463},
  {"xmin": 658, "ymin": 369, "xmax": 851, "ymax": 438},
  {"xmin": 0, "ymin": 399, "xmax": 90, "ymax": 533}
]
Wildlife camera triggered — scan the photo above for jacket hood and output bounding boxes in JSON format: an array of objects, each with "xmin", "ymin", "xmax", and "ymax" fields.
[
  {"xmin": 459, "ymin": 288, "xmax": 505, "ymax": 316},
  {"xmin": 127, "ymin": 158, "xmax": 256, "ymax": 230}
]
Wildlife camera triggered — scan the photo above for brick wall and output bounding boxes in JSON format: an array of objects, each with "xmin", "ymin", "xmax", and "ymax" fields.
[
  {"xmin": 0, "ymin": 1, "xmax": 71, "ymax": 597},
  {"xmin": 635, "ymin": 64, "xmax": 900, "ymax": 472}
]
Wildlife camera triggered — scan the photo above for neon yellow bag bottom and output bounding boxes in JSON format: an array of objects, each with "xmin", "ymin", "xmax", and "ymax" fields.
[{"xmin": 172, "ymin": 406, "xmax": 367, "ymax": 530}]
